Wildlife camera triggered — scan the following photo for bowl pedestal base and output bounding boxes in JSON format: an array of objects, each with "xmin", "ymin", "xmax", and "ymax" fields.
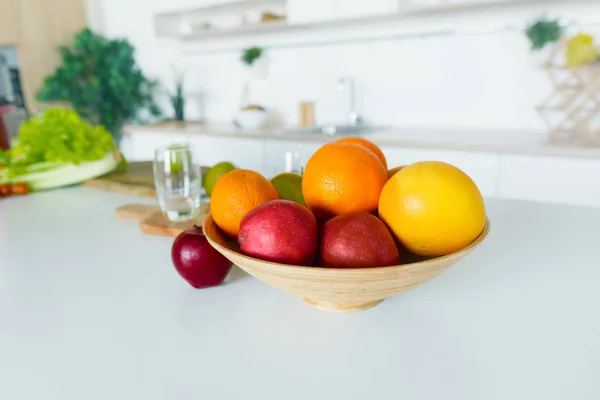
[{"xmin": 303, "ymin": 299, "xmax": 383, "ymax": 313}]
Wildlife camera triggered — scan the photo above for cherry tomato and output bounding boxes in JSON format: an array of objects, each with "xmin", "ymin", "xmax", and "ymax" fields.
[
  {"xmin": 0, "ymin": 184, "xmax": 11, "ymax": 197},
  {"xmin": 11, "ymin": 183, "xmax": 29, "ymax": 195}
]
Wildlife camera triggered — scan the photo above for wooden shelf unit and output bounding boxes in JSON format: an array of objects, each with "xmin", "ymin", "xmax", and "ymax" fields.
[{"xmin": 0, "ymin": 0, "xmax": 87, "ymax": 113}]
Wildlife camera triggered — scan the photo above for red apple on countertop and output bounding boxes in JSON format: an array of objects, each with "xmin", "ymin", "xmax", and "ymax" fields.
[
  {"xmin": 171, "ymin": 225, "xmax": 233, "ymax": 288},
  {"xmin": 238, "ymin": 199, "xmax": 318, "ymax": 266}
]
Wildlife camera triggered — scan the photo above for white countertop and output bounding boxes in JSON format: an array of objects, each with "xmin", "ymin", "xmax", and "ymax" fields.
[
  {"xmin": 127, "ymin": 123, "xmax": 600, "ymax": 159},
  {"xmin": 1, "ymin": 188, "xmax": 599, "ymax": 400}
]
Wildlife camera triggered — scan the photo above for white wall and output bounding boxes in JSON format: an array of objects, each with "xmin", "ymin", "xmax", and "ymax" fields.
[{"xmin": 91, "ymin": 0, "xmax": 600, "ymax": 132}]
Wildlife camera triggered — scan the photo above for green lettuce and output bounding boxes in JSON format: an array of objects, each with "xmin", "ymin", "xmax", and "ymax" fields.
[
  {"xmin": 0, "ymin": 149, "xmax": 8, "ymax": 165},
  {"xmin": 0, "ymin": 109, "xmax": 119, "ymax": 190}
]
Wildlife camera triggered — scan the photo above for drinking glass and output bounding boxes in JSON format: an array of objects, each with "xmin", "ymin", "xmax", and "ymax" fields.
[
  {"xmin": 275, "ymin": 151, "xmax": 303, "ymax": 175},
  {"xmin": 153, "ymin": 144, "xmax": 202, "ymax": 222}
]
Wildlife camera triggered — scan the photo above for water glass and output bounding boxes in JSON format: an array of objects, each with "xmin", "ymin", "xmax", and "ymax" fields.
[
  {"xmin": 153, "ymin": 144, "xmax": 202, "ymax": 222},
  {"xmin": 282, "ymin": 152, "xmax": 303, "ymax": 174}
]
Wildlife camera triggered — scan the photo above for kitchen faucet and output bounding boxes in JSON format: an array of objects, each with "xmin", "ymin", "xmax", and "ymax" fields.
[{"xmin": 338, "ymin": 76, "xmax": 363, "ymax": 127}]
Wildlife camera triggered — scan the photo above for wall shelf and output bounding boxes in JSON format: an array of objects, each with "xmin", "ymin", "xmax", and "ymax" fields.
[
  {"xmin": 155, "ymin": 0, "xmax": 287, "ymax": 38},
  {"xmin": 166, "ymin": 0, "xmax": 599, "ymax": 55},
  {"xmin": 156, "ymin": 0, "xmax": 566, "ymax": 41},
  {"xmin": 151, "ymin": 0, "xmax": 600, "ymax": 58},
  {"xmin": 160, "ymin": 0, "xmax": 286, "ymax": 16}
]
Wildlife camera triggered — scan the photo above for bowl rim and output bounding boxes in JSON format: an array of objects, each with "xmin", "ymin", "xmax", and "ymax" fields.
[{"xmin": 203, "ymin": 216, "xmax": 490, "ymax": 272}]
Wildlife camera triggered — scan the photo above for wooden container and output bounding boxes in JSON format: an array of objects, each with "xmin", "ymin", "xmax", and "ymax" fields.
[
  {"xmin": 298, "ymin": 101, "xmax": 315, "ymax": 127},
  {"xmin": 203, "ymin": 215, "xmax": 491, "ymax": 313}
]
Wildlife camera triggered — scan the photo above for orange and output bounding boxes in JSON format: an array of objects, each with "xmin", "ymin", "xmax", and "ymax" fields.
[
  {"xmin": 336, "ymin": 137, "xmax": 388, "ymax": 169},
  {"xmin": 210, "ymin": 169, "xmax": 279, "ymax": 237},
  {"xmin": 302, "ymin": 142, "xmax": 387, "ymax": 219},
  {"xmin": 387, "ymin": 165, "xmax": 405, "ymax": 179},
  {"xmin": 378, "ymin": 161, "xmax": 485, "ymax": 257}
]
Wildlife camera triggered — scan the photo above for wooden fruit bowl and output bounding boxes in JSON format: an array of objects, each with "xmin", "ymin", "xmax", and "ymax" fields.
[{"xmin": 203, "ymin": 215, "xmax": 490, "ymax": 313}]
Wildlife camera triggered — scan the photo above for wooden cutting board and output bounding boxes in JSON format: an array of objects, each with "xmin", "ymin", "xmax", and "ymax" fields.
[
  {"xmin": 84, "ymin": 161, "xmax": 157, "ymax": 198},
  {"xmin": 116, "ymin": 203, "xmax": 210, "ymax": 237}
]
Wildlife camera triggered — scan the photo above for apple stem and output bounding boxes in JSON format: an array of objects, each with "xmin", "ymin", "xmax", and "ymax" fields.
[{"xmin": 193, "ymin": 224, "xmax": 201, "ymax": 230}]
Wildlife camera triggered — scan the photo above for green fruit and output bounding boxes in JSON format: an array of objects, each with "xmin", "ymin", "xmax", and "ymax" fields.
[
  {"xmin": 167, "ymin": 145, "xmax": 190, "ymax": 174},
  {"xmin": 203, "ymin": 161, "xmax": 237, "ymax": 197},
  {"xmin": 270, "ymin": 173, "xmax": 305, "ymax": 206}
]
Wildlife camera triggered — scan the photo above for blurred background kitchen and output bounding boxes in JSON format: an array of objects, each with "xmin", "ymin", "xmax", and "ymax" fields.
[{"xmin": 1, "ymin": 0, "xmax": 600, "ymax": 206}]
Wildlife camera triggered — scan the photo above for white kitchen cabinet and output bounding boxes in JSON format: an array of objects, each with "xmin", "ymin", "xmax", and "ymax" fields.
[
  {"xmin": 189, "ymin": 136, "xmax": 266, "ymax": 175},
  {"xmin": 497, "ymin": 154, "xmax": 600, "ymax": 208},
  {"xmin": 124, "ymin": 131, "xmax": 191, "ymax": 161},
  {"xmin": 264, "ymin": 141, "xmax": 499, "ymax": 197},
  {"xmin": 119, "ymin": 133, "xmax": 135, "ymax": 161},
  {"xmin": 263, "ymin": 139, "xmax": 322, "ymax": 176},
  {"xmin": 124, "ymin": 130, "xmax": 267, "ymax": 174},
  {"xmin": 381, "ymin": 147, "xmax": 500, "ymax": 197}
]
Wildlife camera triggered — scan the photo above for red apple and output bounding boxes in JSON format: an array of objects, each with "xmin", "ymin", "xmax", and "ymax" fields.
[
  {"xmin": 171, "ymin": 225, "xmax": 233, "ymax": 288},
  {"xmin": 319, "ymin": 212, "xmax": 400, "ymax": 268},
  {"xmin": 238, "ymin": 199, "xmax": 318, "ymax": 266}
]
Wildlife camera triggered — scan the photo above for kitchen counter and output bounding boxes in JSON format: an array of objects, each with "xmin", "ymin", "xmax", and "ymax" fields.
[
  {"xmin": 1, "ymin": 188, "xmax": 599, "ymax": 400},
  {"xmin": 127, "ymin": 123, "xmax": 600, "ymax": 159}
]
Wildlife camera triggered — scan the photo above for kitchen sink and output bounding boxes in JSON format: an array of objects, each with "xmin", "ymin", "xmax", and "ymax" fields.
[{"xmin": 286, "ymin": 125, "xmax": 386, "ymax": 135}]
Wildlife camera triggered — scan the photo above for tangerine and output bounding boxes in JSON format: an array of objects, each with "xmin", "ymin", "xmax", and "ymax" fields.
[{"xmin": 210, "ymin": 169, "xmax": 279, "ymax": 237}]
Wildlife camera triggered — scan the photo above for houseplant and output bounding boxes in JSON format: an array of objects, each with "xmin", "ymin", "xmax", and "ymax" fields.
[
  {"xmin": 241, "ymin": 46, "xmax": 263, "ymax": 66},
  {"xmin": 169, "ymin": 69, "xmax": 185, "ymax": 122},
  {"xmin": 525, "ymin": 18, "xmax": 563, "ymax": 51},
  {"xmin": 525, "ymin": 18, "xmax": 564, "ymax": 68},
  {"xmin": 241, "ymin": 46, "xmax": 269, "ymax": 80},
  {"xmin": 36, "ymin": 28, "xmax": 161, "ymax": 144}
]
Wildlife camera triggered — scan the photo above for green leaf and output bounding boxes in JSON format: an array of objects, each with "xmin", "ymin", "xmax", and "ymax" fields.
[{"xmin": 0, "ymin": 149, "xmax": 9, "ymax": 165}]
